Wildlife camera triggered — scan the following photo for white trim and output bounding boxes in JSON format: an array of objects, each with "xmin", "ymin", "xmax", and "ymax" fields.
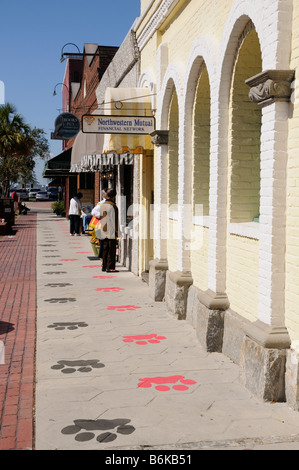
[
  {"xmin": 229, "ymin": 222, "xmax": 260, "ymax": 240},
  {"xmin": 168, "ymin": 211, "xmax": 179, "ymax": 221},
  {"xmin": 192, "ymin": 216, "xmax": 210, "ymax": 228}
]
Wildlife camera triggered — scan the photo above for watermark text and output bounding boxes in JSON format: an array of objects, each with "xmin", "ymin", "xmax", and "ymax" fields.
[
  {"xmin": 0, "ymin": 341, "xmax": 5, "ymax": 365},
  {"xmin": 0, "ymin": 81, "xmax": 5, "ymax": 105}
]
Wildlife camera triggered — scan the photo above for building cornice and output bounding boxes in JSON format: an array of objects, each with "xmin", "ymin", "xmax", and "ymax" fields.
[{"xmin": 136, "ymin": 0, "xmax": 181, "ymax": 51}]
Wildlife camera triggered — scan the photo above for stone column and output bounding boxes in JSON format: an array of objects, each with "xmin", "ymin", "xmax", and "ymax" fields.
[
  {"xmin": 149, "ymin": 131, "xmax": 169, "ymax": 301},
  {"xmin": 240, "ymin": 69, "xmax": 294, "ymax": 402}
]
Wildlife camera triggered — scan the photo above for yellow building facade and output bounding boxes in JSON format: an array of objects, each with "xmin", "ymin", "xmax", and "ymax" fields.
[{"xmin": 133, "ymin": 0, "xmax": 299, "ymax": 408}]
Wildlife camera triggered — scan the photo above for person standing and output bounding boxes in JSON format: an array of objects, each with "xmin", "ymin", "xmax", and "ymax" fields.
[
  {"xmin": 11, "ymin": 189, "xmax": 19, "ymax": 214},
  {"xmin": 69, "ymin": 192, "xmax": 83, "ymax": 236},
  {"xmin": 99, "ymin": 188, "xmax": 119, "ymax": 272}
]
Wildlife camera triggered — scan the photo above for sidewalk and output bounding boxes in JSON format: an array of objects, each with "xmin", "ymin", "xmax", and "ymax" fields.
[
  {"xmin": 0, "ymin": 211, "xmax": 36, "ymax": 450},
  {"xmin": 34, "ymin": 207, "xmax": 299, "ymax": 451},
  {"xmin": 2, "ymin": 205, "xmax": 299, "ymax": 451}
]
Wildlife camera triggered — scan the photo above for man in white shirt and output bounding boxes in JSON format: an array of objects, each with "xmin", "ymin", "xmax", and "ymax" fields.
[
  {"xmin": 91, "ymin": 190, "xmax": 107, "ymax": 219},
  {"xmin": 69, "ymin": 192, "xmax": 83, "ymax": 236}
]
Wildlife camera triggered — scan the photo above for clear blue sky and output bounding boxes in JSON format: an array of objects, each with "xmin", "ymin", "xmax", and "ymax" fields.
[{"xmin": 0, "ymin": 0, "xmax": 140, "ymax": 184}]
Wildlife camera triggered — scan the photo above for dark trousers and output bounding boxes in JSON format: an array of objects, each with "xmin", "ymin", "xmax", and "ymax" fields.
[
  {"xmin": 69, "ymin": 214, "xmax": 81, "ymax": 234},
  {"xmin": 101, "ymin": 239, "xmax": 116, "ymax": 271}
]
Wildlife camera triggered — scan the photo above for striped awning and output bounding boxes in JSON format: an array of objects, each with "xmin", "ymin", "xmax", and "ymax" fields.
[
  {"xmin": 102, "ymin": 87, "xmax": 154, "ymax": 153},
  {"xmin": 70, "ymin": 87, "xmax": 154, "ymax": 172},
  {"xmin": 78, "ymin": 152, "xmax": 134, "ymax": 172}
]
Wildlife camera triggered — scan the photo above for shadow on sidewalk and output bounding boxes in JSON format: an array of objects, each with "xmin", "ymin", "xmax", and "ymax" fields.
[{"xmin": 0, "ymin": 321, "xmax": 15, "ymax": 335}]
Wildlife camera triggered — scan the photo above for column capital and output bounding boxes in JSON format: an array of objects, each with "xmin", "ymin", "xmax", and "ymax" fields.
[{"xmin": 245, "ymin": 69, "xmax": 295, "ymax": 108}]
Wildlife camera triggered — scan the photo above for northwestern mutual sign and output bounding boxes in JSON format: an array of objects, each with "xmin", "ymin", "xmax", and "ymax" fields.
[{"xmin": 82, "ymin": 115, "xmax": 155, "ymax": 135}]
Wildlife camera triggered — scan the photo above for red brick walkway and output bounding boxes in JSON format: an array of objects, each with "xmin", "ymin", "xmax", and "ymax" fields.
[{"xmin": 0, "ymin": 212, "xmax": 36, "ymax": 450}]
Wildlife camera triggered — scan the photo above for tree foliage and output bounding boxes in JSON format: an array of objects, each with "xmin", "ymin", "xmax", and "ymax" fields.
[{"xmin": 0, "ymin": 103, "xmax": 50, "ymax": 196}]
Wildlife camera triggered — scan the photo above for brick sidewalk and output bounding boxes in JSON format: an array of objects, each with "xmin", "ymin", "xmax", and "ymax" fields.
[{"xmin": 0, "ymin": 212, "xmax": 36, "ymax": 450}]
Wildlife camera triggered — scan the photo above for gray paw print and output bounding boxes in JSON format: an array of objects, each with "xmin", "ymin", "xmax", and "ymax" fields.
[
  {"xmin": 48, "ymin": 321, "xmax": 88, "ymax": 330},
  {"xmin": 45, "ymin": 283, "xmax": 73, "ymax": 288},
  {"xmin": 44, "ymin": 297, "xmax": 76, "ymax": 303},
  {"xmin": 61, "ymin": 418, "xmax": 135, "ymax": 443},
  {"xmin": 51, "ymin": 359, "xmax": 105, "ymax": 374},
  {"xmin": 43, "ymin": 271, "xmax": 67, "ymax": 275}
]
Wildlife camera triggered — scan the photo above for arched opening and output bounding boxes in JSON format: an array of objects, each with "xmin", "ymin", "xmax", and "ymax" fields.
[
  {"xmin": 193, "ymin": 64, "xmax": 210, "ymax": 217},
  {"xmin": 168, "ymin": 91, "xmax": 179, "ymax": 207},
  {"xmin": 229, "ymin": 24, "xmax": 262, "ymax": 223},
  {"xmin": 190, "ymin": 62, "xmax": 211, "ymax": 289},
  {"xmin": 226, "ymin": 22, "xmax": 262, "ymax": 321},
  {"xmin": 167, "ymin": 88, "xmax": 179, "ymax": 272}
]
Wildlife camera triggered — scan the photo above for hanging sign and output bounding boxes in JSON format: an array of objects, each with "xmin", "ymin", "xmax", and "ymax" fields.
[
  {"xmin": 51, "ymin": 112, "xmax": 80, "ymax": 140},
  {"xmin": 82, "ymin": 114, "xmax": 155, "ymax": 135}
]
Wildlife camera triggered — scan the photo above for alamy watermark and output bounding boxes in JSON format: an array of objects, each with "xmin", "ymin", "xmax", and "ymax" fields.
[
  {"xmin": 110, "ymin": 199, "xmax": 205, "ymax": 251},
  {"xmin": 0, "ymin": 341, "xmax": 5, "ymax": 365},
  {"xmin": 0, "ymin": 81, "xmax": 5, "ymax": 105}
]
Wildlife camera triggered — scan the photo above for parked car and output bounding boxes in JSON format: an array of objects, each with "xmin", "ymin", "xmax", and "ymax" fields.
[
  {"xmin": 17, "ymin": 189, "xmax": 29, "ymax": 201},
  {"xmin": 36, "ymin": 191, "xmax": 49, "ymax": 201},
  {"xmin": 47, "ymin": 187, "xmax": 58, "ymax": 200},
  {"xmin": 29, "ymin": 188, "xmax": 40, "ymax": 198}
]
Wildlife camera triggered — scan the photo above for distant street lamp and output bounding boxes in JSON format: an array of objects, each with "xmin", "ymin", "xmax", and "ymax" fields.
[
  {"xmin": 60, "ymin": 42, "xmax": 102, "ymax": 62},
  {"xmin": 53, "ymin": 83, "xmax": 70, "ymax": 112},
  {"xmin": 53, "ymin": 82, "xmax": 69, "ymax": 96},
  {"xmin": 60, "ymin": 43, "xmax": 81, "ymax": 62}
]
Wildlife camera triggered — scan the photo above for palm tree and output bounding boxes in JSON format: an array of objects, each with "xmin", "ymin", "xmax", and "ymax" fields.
[{"xmin": 0, "ymin": 103, "xmax": 49, "ymax": 196}]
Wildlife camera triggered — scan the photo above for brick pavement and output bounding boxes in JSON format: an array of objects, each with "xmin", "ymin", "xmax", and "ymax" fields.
[{"xmin": 0, "ymin": 211, "xmax": 36, "ymax": 450}]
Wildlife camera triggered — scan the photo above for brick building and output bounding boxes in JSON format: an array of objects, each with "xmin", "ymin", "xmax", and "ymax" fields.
[{"xmin": 49, "ymin": 43, "xmax": 118, "ymax": 213}]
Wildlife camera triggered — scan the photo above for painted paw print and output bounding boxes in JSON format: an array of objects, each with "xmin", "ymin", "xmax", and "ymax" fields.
[
  {"xmin": 96, "ymin": 287, "xmax": 124, "ymax": 292},
  {"xmin": 42, "ymin": 263, "xmax": 63, "ymax": 266},
  {"xmin": 61, "ymin": 418, "xmax": 135, "ymax": 443},
  {"xmin": 138, "ymin": 375, "xmax": 197, "ymax": 392},
  {"xmin": 45, "ymin": 283, "xmax": 73, "ymax": 288},
  {"xmin": 44, "ymin": 297, "xmax": 76, "ymax": 303},
  {"xmin": 107, "ymin": 305, "xmax": 141, "ymax": 312},
  {"xmin": 48, "ymin": 321, "xmax": 88, "ymax": 331},
  {"xmin": 60, "ymin": 259, "xmax": 78, "ymax": 261},
  {"xmin": 122, "ymin": 334, "xmax": 167, "ymax": 345},
  {"xmin": 44, "ymin": 271, "xmax": 67, "ymax": 275},
  {"xmin": 51, "ymin": 359, "xmax": 105, "ymax": 374},
  {"xmin": 82, "ymin": 265, "xmax": 102, "ymax": 268},
  {"xmin": 93, "ymin": 276, "xmax": 117, "ymax": 279}
]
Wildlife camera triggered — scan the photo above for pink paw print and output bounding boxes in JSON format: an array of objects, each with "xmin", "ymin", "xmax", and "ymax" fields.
[
  {"xmin": 60, "ymin": 259, "xmax": 78, "ymax": 261},
  {"xmin": 107, "ymin": 305, "xmax": 141, "ymax": 312},
  {"xmin": 138, "ymin": 375, "xmax": 197, "ymax": 392},
  {"xmin": 96, "ymin": 287, "xmax": 124, "ymax": 292},
  {"xmin": 122, "ymin": 334, "xmax": 166, "ymax": 345},
  {"xmin": 82, "ymin": 265, "xmax": 102, "ymax": 268},
  {"xmin": 93, "ymin": 276, "xmax": 117, "ymax": 279}
]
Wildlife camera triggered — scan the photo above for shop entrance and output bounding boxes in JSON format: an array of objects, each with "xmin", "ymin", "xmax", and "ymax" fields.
[{"xmin": 140, "ymin": 150, "xmax": 154, "ymax": 276}]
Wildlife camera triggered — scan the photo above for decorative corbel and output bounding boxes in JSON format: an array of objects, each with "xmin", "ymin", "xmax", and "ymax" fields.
[
  {"xmin": 150, "ymin": 130, "xmax": 169, "ymax": 147},
  {"xmin": 245, "ymin": 70, "xmax": 295, "ymax": 107}
]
